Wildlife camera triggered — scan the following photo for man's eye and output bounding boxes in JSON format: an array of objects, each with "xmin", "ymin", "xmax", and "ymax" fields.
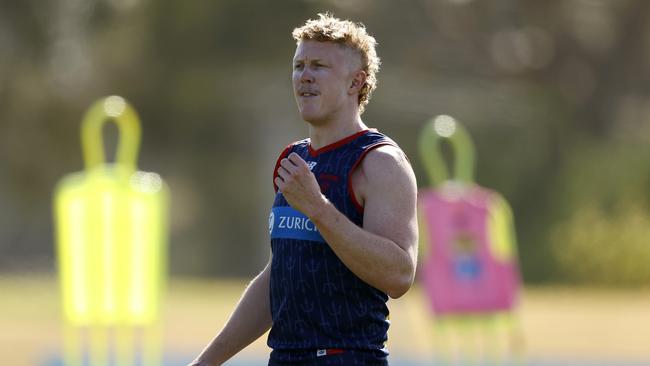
[{"xmin": 294, "ymin": 64, "xmax": 303, "ymax": 70}]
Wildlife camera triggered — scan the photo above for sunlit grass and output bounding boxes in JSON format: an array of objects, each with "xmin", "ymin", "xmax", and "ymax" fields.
[{"xmin": 1, "ymin": 274, "xmax": 649, "ymax": 365}]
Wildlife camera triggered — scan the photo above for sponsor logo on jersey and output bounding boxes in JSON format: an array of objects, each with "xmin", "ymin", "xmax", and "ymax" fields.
[
  {"xmin": 269, "ymin": 206, "xmax": 325, "ymax": 243},
  {"xmin": 268, "ymin": 211, "xmax": 274, "ymax": 235}
]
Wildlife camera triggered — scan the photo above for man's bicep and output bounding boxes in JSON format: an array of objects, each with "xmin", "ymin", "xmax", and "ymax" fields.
[{"xmin": 360, "ymin": 147, "xmax": 418, "ymax": 252}]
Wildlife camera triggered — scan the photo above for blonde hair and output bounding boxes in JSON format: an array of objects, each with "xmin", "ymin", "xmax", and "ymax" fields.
[{"xmin": 292, "ymin": 13, "xmax": 381, "ymax": 113}]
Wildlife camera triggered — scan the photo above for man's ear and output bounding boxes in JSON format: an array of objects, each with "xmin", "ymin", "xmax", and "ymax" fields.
[{"xmin": 349, "ymin": 70, "xmax": 367, "ymax": 95}]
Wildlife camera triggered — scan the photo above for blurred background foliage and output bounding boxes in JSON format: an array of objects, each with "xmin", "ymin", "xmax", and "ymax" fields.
[{"xmin": 1, "ymin": 0, "xmax": 649, "ymax": 285}]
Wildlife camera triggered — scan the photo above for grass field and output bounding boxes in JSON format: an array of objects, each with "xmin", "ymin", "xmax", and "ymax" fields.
[{"xmin": 1, "ymin": 274, "xmax": 649, "ymax": 365}]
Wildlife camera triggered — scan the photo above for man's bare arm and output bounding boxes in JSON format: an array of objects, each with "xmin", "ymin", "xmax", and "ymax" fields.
[
  {"xmin": 188, "ymin": 258, "xmax": 273, "ymax": 366},
  {"xmin": 275, "ymin": 147, "xmax": 418, "ymax": 298}
]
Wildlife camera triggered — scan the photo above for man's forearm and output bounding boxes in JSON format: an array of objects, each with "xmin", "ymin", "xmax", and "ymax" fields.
[
  {"xmin": 310, "ymin": 200, "xmax": 415, "ymax": 298},
  {"xmin": 192, "ymin": 264, "xmax": 273, "ymax": 366}
]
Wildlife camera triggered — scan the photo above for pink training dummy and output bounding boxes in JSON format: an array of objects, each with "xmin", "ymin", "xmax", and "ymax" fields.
[{"xmin": 418, "ymin": 116, "xmax": 521, "ymax": 315}]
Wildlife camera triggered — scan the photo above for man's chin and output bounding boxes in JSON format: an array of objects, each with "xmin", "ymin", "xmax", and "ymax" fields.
[{"xmin": 300, "ymin": 111, "xmax": 325, "ymax": 126}]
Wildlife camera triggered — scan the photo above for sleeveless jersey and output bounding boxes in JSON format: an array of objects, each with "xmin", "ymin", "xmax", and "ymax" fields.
[{"xmin": 267, "ymin": 129, "xmax": 399, "ymax": 354}]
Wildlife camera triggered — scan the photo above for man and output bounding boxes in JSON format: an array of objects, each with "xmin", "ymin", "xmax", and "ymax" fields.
[{"xmin": 189, "ymin": 13, "xmax": 418, "ymax": 366}]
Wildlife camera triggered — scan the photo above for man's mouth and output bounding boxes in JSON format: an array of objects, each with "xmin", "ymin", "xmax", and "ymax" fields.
[{"xmin": 299, "ymin": 91, "xmax": 319, "ymax": 97}]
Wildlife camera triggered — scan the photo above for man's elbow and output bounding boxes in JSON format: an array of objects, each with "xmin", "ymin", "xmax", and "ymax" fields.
[
  {"xmin": 386, "ymin": 246, "xmax": 417, "ymax": 299},
  {"xmin": 386, "ymin": 271, "xmax": 414, "ymax": 299}
]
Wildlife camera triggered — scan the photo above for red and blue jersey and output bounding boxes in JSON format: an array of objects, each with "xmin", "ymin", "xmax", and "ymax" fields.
[{"xmin": 267, "ymin": 129, "xmax": 399, "ymax": 356}]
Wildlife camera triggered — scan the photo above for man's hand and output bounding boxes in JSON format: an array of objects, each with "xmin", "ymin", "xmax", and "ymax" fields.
[
  {"xmin": 186, "ymin": 259, "xmax": 273, "ymax": 366},
  {"xmin": 274, "ymin": 152, "xmax": 327, "ymax": 218}
]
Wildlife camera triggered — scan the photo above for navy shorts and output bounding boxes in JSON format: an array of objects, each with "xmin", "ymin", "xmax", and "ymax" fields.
[{"xmin": 268, "ymin": 348, "xmax": 388, "ymax": 366}]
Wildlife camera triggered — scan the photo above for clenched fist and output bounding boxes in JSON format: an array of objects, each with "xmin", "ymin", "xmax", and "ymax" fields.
[{"xmin": 274, "ymin": 152, "xmax": 328, "ymax": 219}]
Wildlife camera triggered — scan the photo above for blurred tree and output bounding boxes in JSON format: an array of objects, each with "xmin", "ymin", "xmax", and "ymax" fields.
[{"xmin": 1, "ymin": 0, "xmax": 649, "ymax": 284}]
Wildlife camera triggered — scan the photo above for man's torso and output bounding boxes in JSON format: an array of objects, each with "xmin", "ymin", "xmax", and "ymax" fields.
[{"xmin": 267, "ymin": 129, "xmax": 398, "ymax": 357}]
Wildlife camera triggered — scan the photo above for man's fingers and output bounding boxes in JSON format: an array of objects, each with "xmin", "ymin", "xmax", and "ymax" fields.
[
  {"xmin": 277, "ymin": 166, "xmax": 290, "ymax": 180},
  {"xmin": 287, "ymin": 152, "xmax": 309, "ymax": 169},
  {"xmin": 276, "ymin": 153, "xmax": 312, "ymax": 195},
  {"xmin": 280, "ymin": 158, "xmax": 297, "ymax": 174},
  {"xmin": 274, "ymin": 177, "xmax": 284, "ymax": 191}
]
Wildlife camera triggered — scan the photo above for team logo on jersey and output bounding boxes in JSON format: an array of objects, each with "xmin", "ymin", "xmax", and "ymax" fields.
[{"xmin": 307, "ymin": 161, "xmax": 317, "ymax": 171}]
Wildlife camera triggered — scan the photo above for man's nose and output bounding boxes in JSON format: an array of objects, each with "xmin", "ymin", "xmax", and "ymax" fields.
[{"xmin": 300, "ymin": 68, "xmax": 314, "ymax": 83}]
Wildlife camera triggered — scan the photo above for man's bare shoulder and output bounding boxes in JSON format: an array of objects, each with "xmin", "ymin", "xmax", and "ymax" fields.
[
  {"xmin": 360, "ymin": 144, "xmax": 414, "ymax": 180},
  {"xmin": 352, "ymin": 143, "xmax": 417, "ymax": 208}
]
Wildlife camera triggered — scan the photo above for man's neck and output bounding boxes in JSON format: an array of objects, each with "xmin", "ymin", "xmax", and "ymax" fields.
[{"xmin": 308, "ymin": 114, "xmax": 367, "ymax": 150}]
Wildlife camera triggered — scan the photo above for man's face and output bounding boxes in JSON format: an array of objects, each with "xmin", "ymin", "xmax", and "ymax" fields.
[{"xmin": 292, "ymin": 40, "xmax": 360, "ymax": 124}]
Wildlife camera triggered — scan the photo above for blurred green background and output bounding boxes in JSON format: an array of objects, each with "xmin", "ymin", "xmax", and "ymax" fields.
[
  {"xmin": 4, "ymin": 0, "xmax": 650, "ymax": 284},
  {"xmin": 2, "ymin": 0, "xmax": 650, "ymax": 364}
]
